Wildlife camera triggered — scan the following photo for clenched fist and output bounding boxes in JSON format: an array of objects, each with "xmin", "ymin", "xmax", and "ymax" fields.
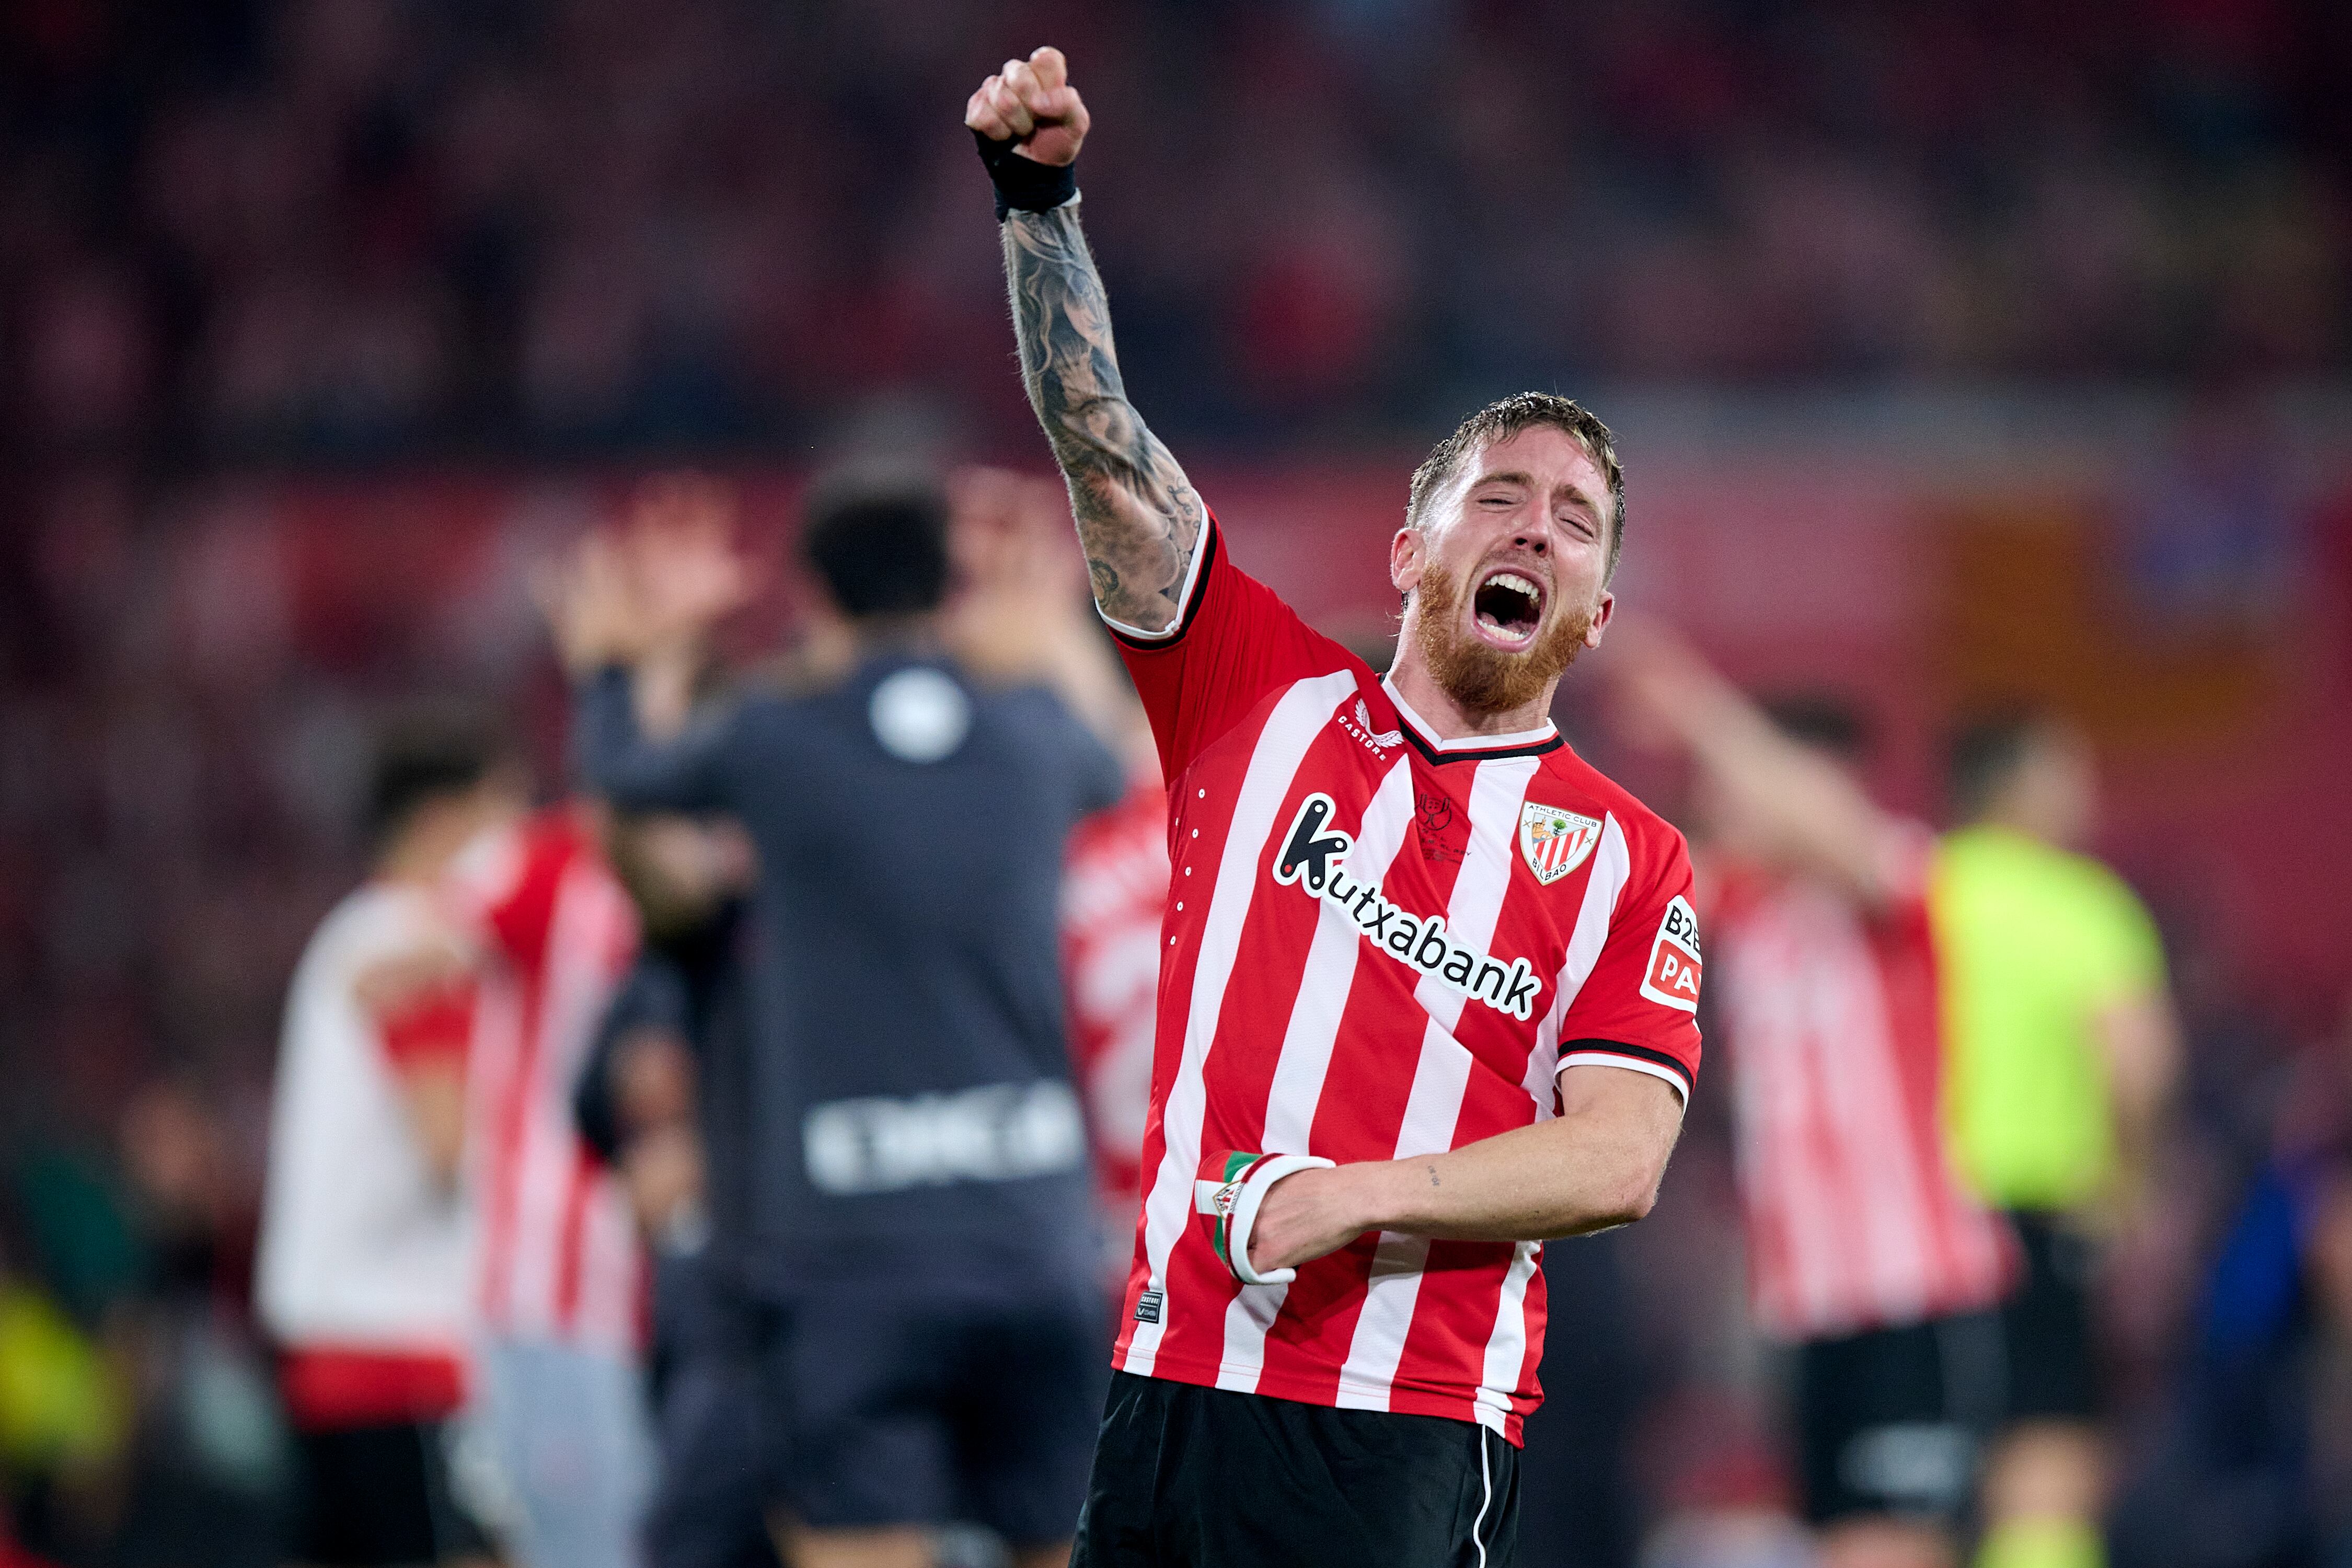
[{"xmin": 964, "ymin": 45, "xmax": 1089, "ymax": 166}]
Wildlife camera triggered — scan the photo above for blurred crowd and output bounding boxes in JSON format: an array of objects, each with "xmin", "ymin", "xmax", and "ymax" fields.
[
  {"xmin": 3, "ymin": 0, "xmax": 2350, "ymax": 464},
  {"xmin": 0, "ymin": 453, "xmax": 2346, "ymax": 1567}
]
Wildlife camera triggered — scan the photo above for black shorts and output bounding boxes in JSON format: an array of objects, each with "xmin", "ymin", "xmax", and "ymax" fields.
[
  {"xmin": 1997, "ymin": 1211, "xmax": 2101, "ymax": 1422},
  {"xmin": 1074, "ymin": 1371, "xmax": 1519, "ymax": 1568},
  {"xmin": 293, "ymin": 1420, "xmax": 497, "ymax": 1566},
  {"xmin": 1796, "ymin": 1311, "xmax": 2005, "ymax": 1528},
  {"xmin": 759, "ymin": 1281, "xmax": 1108, "ymax": 1548}
]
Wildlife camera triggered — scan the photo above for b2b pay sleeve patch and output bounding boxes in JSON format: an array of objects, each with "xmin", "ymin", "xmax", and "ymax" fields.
[{"xmin": 1639, "ymin": 895, "xmax": 1704, "ymax": 1012}]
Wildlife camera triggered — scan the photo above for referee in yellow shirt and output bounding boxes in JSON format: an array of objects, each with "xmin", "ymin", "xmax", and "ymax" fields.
[{"xmin": 1934, "ymin": 711, "xmax": 2180, "ymax": 1568}]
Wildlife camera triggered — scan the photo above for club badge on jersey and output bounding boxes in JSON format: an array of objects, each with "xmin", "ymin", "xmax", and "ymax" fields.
[{"xmin": 1518, "ymin": 803, "xmax": 1604, "ymax": 885}]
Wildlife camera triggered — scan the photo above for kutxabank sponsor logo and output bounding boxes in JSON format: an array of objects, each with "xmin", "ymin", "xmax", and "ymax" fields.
[{"xmin": 1272, "ymin": 793, "xmax": 1541, "ymax": 1021}]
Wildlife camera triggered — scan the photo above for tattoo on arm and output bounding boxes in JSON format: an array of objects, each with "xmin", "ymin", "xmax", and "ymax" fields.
[{"xmin": 1002, "ymin": 203, "xmax": 1205, "ymax": 633}]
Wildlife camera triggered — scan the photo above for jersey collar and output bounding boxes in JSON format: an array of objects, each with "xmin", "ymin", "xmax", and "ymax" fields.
[{"xmin": 1381, "ymin": 677, "xmax": 1564, "ymax": 764}]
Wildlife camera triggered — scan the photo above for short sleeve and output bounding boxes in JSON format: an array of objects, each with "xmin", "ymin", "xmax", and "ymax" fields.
[
  {"xmin": 2078, "ymin": 870, "xmax": 2166, "ymax": 1005},
  {"xmin": 1555, "ymin": 825, "xmax": 1705, "ymax": 1104},
  {"xmin": 1112, "ymin": 513, "xmax": 1361, "ymax": 780},
  {"xmin": 376, "ymin": 982, "xmax": 476, "ymax": 1073}
]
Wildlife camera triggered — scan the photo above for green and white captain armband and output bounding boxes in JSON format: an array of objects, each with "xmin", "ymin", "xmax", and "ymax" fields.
[{"xmin": 1195, "ymin": 1150, "xmax": 1335, "ymax": 1286}]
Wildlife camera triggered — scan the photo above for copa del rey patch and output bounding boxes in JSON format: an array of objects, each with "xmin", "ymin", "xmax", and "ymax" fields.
[
  {"xmin": 1518, "ymin": 802, "xmax": 1604, "ymax": 885},
  {"xmin": 1640, "ymin": 895, "xmax": 1704, "ymax": 1012}
]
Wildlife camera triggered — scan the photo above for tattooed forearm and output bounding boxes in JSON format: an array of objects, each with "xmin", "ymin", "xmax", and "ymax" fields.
[{"xmin": 1002, "ymin": 202, "xmax": 1205, "ymax": 633}]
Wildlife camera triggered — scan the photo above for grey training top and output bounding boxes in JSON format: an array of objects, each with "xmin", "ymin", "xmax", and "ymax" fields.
[{"xmin": 578, "ymin": 649, "xmax": 1126, "ymax": 1297}]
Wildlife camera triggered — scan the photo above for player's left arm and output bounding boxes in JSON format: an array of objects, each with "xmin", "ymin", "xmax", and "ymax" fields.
[
  {"xmin": 1246, "ymin": 1067, "xmax": 1682, "ymax": 1270},
  {"xmin": 357, "ymin": 963, "xmax": 477, "ymax": 1190},
  {"xmin": 1611, "ymin": 619, "xmax": 1907, "ymax": 906},
  {"xmin": 2085, "ymin": 887, "xmax": 2180, "ymax": 1220},
  {"xmin": 541, "ymin": 490, "xmax": 754, "ymax": 814}
]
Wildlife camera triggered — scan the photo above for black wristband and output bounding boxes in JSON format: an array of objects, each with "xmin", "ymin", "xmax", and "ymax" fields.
[{"xmin": 973, "ymin": 129, "xmax": 1078, "ymax": 221}]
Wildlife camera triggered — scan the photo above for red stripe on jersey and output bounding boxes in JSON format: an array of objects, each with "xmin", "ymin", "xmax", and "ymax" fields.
[
  {"xmin": 552, "ymin": 1137, "xmax": 596, "ymax": 1331},
  {"xmin": 1108, "ymin": 517, "xmax": 1703, "ymax": 1443},
  {"xmin": 1710, "ymin": 847, "xmax": 2017, "ymax": 1341},
  {"xmin": 447, "ymin": 808, "xmax": 642, "ymax": 1350}
]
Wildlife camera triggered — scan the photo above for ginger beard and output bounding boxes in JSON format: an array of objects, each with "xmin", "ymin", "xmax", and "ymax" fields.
[{"xmin": 1410, "ymin": 553, "xmax": 1593, "ymax": 717}]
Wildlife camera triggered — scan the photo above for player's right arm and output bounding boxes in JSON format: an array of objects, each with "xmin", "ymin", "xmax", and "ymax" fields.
[{"xmin": 969, "ymin": 49, "xmax": 1207, "ymax": 638}]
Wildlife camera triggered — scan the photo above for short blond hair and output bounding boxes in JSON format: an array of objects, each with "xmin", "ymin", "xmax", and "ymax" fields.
[{"xmin": 1406, "ymin": 393, "xmax": 1627, "ymax": 579}]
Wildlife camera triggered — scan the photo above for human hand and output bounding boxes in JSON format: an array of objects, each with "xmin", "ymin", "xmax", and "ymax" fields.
[
  {"xmin": 620, "ymin": 475, "xmax": 760, "ymax": 655},
  {"xmin": 535, "ymin": 527, "xmax": 645, "ymax": 675},
  {"xmin": 612, "ymin": 1024, "xmax": 697, "ymax": 1135},
  {"xmin": 1244, "ymin": 1165, "xmax": 1373, "ymax": 1278},
  {"xmin": 964, "ymin": 46, "xmax": 1089, "ymax": 166},
  {"xmin": 621, "ymin": 1123, "xmax": 705, "ymax": 1239},
  {"xmin": 536, "ymin": 476, "xmax": 760, "ymax": 675},
  {"xmin": 946, "ymin": 465, "xmax": 1088, "ymax": 673}
]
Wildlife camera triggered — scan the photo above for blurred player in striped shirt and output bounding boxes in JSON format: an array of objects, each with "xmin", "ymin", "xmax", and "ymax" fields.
[
  {"xmin": 437, "ymin": 797, "xmax": 652, "ymax": 1568},
  {"xmin": 257, "ymin": 709, "xmax": 520, "ymax": 1568},
  {"xmin": 1613, "ymin": 628, "xmax": 2020, "ymax": 1568}
]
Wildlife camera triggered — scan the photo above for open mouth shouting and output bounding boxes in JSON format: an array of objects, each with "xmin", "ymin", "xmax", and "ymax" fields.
[{"xmin": 1470, "ymin": 566, "xmax": 1547, "ymax": 651}]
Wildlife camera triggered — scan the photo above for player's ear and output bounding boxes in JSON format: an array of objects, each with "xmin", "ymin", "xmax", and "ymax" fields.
[
  {"xmin": 1584, "ymin": 591, "xmax": 1615, "ymax": 649},
  {"xmin": 1389, "ymin": 526, "xmax": 1423, "ymax": 595}
]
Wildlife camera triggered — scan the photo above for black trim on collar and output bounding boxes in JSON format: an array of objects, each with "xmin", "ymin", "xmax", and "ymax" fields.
[
  {"xmin": 1397, "ymin": 723, "xmax": 1566, "ymax": 767},
  {"xmin": 1105, "ymin": 523, "xmax": 1221, "ymax": 652},
  {"xmin": 1561, "ymin": 1039, "xmax": 1696, "ymax": 1097}
]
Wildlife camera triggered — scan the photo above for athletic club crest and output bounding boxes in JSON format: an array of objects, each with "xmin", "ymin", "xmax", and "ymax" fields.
[{"xmin": 1518, "ymin": 803, "xmax": 1602, "ymax": 885}]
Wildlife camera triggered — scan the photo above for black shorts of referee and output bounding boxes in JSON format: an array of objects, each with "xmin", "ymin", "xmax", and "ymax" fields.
[
  {"xmin": 1074, "ymin": 1371, "xmax": 1519, "ymax": 1567},
  {"xmin": 1796, "ymin": 1309, "xmax": 2008, "ymax": 1529},
  {"xmin": 756, "ymin": 1276, "xmax": 1109, "ymax": 1551},
  {"xmin": 1995, "ymin": 1210, "xmax": 2101, "ymax": 1423}
]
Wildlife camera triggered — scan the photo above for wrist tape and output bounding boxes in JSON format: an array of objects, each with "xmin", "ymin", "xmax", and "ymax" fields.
[
  {"xmin": 1195, "ymin": 1150, "xmax": 1335, "ymax": 1286},
  {"xmin": 973, "ymin": 129, "xmax": 1078, "ymax": 220}
]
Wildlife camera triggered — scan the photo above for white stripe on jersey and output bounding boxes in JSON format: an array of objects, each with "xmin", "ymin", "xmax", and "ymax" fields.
[
  {"xmin": 1125, "ymin": 671, "xmax": 1361, "ymax": 1376},
  {"xmin": 1834, "ymin": 943, "xmax": 1936, "ymax": 1323},
  {"xmin": 1474, "ymin": 815, "xmax": 1632, "ymax": 1420},
  {"xmin": 1474, "ymin": 1241, "xmax": 1542, "ymax": 1426},
  {"xmin": 1335, "ymin": 758, "xmax": 1539, "ymax": 1418},
  {"xmin": 1525, "ymin": 816, "xmax": 1634, "ymax": 1116},
  {"xmin": 1217, "ymin": 758, "xmax": 1417, "ymax": 1390}
]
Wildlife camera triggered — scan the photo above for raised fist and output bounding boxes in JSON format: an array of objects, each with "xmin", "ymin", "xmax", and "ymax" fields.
[{"xmin": 964, "ymin": 46, "xmax": 1089, "ymax": 167}]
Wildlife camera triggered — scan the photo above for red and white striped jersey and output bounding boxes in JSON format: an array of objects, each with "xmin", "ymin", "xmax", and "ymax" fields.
[
  {"xmin": 1106, "ymin": 519, "xmax": 1704, "ymax": 1444},
  {"xmin": 1062, "ymin": 777, "xmax": 1171, "ymax": 1213},
  {"xmin": 446, "ymin": 806, "xmax": 644, "ymax": 1353},
  {"xmin": 1708, "ymin": 831, "xmax": 2017, "ymax": 1342}
]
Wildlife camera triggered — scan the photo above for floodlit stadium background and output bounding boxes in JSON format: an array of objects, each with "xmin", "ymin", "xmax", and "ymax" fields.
[{"xmin": 1, "ymin": 1, "xmax": 2348, "ymax": 1565}]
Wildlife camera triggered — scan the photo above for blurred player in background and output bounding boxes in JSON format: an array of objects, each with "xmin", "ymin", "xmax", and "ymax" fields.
[
  {"xmin": 256, "ymin": 710, "xmax": 517, "ymax": 1568},
  {"xmin": 575, "ymin": 813, "xmax": 769, "ymax": 1568},
  {"xmin": 1615, "ymin": 631, "xmax": 2020, "ymax": 1568},
  {"xmin": 435, "ymin": 792, "xmax": 650, "ymax": 1568},
  {"xmin": 545, "ymin": 471, "xmax": 1125, "ymax": 1568},
  {"xmin": 947, "ymin": 468, "xmax": 1170, "ymax": 1287},
  {"xmin": 1935, "ymin": 713, "xmax": 2182, "ymax": 1568},
  {"xmin": 975, "ymin": 48, "xmax": 1698, "ymax": 1566}
]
